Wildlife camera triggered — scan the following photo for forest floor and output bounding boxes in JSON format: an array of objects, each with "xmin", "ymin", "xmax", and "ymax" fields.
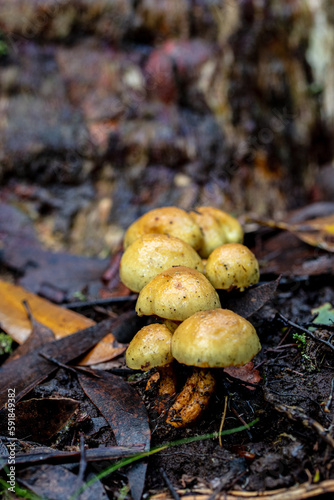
[{"xmin": 1, "ymin": 200, "xmax": 334, "ymax": 500}]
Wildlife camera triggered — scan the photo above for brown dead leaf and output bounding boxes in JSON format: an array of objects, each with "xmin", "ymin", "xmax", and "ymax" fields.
[
  {"xmin": 78, "ymin": 371, "xmax": 151, "ymax": 500},
  {"xmin": 221, "ymin": 277, "xmax": 280, "ymax": 318},
  {"xmin": 223, "ymin": 362, "xmax": 261, "ymax": 390},
  {"xmin": 79, "ymin": 333, "xmax": 126, "ymax": 366},
  {"xmin": 0, "ymin": 398, "xmax": 79, "ymax": 442},
  {"xmin": 250, "ymin": 214, "xmax": 334, "ymax": 252},
  {"xmin": 18, "ymin": 464, "xmax": 107, "ymax": 500}
]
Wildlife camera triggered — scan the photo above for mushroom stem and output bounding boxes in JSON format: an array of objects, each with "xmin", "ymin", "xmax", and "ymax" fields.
[
  {"xmin": 166, "ymin": 368, "xmax": 216, "ymax": 428},
  {"xmin": 145, "ymin": 364, "xmax": 177, "ymax": 414}
]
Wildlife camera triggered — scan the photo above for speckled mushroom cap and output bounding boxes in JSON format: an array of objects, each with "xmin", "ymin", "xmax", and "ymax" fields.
[
  {"xmin": 205, "ymin": 243, "xmax": 260, "ymax": 291},
  {"xmin": 123, "ymin": 206, "xmax": 203, "ymax": 251},
  {"xmin": 172, "ymin": 308, "xmax": 261, "ymax": 368},
  {"xmin": 125, "ymin": 323, "xmax": 173, "ymax": 371},
  {"xmin": 192, "ymin": 207, "xmax": 243, "ymax": 247},
  {"xmin": 189, "ymin": 207, "xmax": 228, "ymax": 258},
  {"xmin": 135, "ymin": 266, "xmax": 221, "ymax": 321},
  {"xmin": 119, "ymin": 234, "xmax": 204, "ymax": 292}
]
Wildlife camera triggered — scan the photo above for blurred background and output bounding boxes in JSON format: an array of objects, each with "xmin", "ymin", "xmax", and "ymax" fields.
[{"xmin": 0, "ymin": 0, "xmax": 333, "ymax": 257}]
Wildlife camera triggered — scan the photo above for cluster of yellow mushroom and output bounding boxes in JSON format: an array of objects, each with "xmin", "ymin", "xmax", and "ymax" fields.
[{"xmin": 120, "ymin": 206, "xmax": 262, "ymax": 427}]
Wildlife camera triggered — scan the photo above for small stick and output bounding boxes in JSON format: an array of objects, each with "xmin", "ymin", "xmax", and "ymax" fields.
[
  {"xmin": 219, "ymin": 395, "xmax": 229, "ymax": 447},
  {"xmin": 160, "ymin": 467, "xmax": 181, "ymax": 500},
  {"xmin": 278, "ymin": 313, "xmax": 334, "ymax": 353},
  {"xmin": 39, "ymin": 353, "xmax": 100, "ymax": 378},
  {"xmin": 325, "ymin": 377, "xmax": 334, "ymax": 413},
  {"xmin": 77, "ymin": 434, "xmax": 87, "ymax": 483},
  {"xmin": 231, "ymin": 406, "xmax": 252, "ymax": 439},
  {"xmin": 63, "ymin": 295, "xmax": 138, "ymax": 309}
]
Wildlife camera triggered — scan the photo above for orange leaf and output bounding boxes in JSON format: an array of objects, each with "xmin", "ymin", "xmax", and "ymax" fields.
[{"xmin": 0, "ymin": 280, "xmax": 125, "ymax": 365}]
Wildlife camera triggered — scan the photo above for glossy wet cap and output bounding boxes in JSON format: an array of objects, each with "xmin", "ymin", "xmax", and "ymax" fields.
[
  {"xmin": 123, "ymin": 206, "xmax": 203, "ymax": 251},
  {"xmin": 205, "ymin": 243, "xmax": 260, "ymax": 291},
  {"xmin": 189, "ymin": 207, "xmax": 228, "ymax": 258},
  {"xmin": 125, "ymin": 323, "xmax": 173, "ymax": 371},
  {"xmin": 190, "ymin": 207, "xmax": 243, "ymax": 252},
  {"xmin": 120, "ymin": 234, "xmax": 203, "ymax": 292},
  {"xmin": 135, "ymin": 266, "xmax": 221, "ymax": 321},
  {"xmin": 172, "ymin": 308, "xmax": 261, "ymax": 368}
]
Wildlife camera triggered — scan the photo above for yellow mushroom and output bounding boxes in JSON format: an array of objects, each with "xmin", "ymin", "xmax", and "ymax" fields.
[
  {"xmin": 189, "ymin": 207, "xmax": 228, "ymax": 258},
  {"xmin": 189, "ymin": 207, "xmax": 243, "ymax": 258},
  {"xmin": 125, "ymin": 323, "xmax": 176, "ymax": 412},
  {"xmin": 167, "ymin": 309, "xmax": 261, "ymax": 427},
  {"xmin": 135, "ymin": 266, "xmax": 221, "ymax": 321},
  {"xmin": 205, "ymin": 243, "xmax": 260, "ymax": 291},
  {"xmin": 172, "ymin": 308, "xmax": 261, "ymax": 368},
  {"xmin": 123, "ymin": 206, "xmax": 203, "ymax": 251},
  {"xmin": 119, "ymin": 234, "xmax": 203, "ymax": 292}
]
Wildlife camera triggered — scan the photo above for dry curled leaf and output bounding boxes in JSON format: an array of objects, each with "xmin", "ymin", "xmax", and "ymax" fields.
[
  {"xmin": 250, "ymin": 214, "xmax": 334, "ymax": 252},
  {"xmin": 223, "ymin": 362, "xmax": 261, "ymax": 390}
]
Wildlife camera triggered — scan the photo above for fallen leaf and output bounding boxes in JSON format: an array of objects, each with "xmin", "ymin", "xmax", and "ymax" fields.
[
  {"xmin": 4, "ymin": 300, "xmax": 55, "ymax": 363},
  {"xmin": 249, "ymin": 213, "xmax": 334, "ymax": 252},
  {"xmin": 223, "ymin": 362, "xmax": 262, "ymax": 390},
  {"xmin": 0, "ymin": 281, "xmax": 126, "ymax": 366},
  {"xmin": 0, "ymin": 280, "xmax": 94, "ymax": 344},
  {"xmin": 220, "ymin": 277, "xmax": 280, "ymax": 318},
  {"xmin": 79, "ymin": 333, "xmax": 126, "ymax": 366},
  {"xmin": 311, "ymin": 303, "xmax": 334, "ymax": 327},
  {"xmin": 18, "ymin": 464, "xmax": 107, "ymax": 500},
  {"xmin": 253, "ymin": 231, "xmax": 334, "ymax": 276},
  {"xmin": 0, "ymin": 315, "xmax": 124, "ymax": 409},
  {"xmin": 0, "ymin": 398, "xmax": 79, "ymax": 442},
  {"xmin": 78, "ymin": 371, "xmax": 151, "ymax": 500}
]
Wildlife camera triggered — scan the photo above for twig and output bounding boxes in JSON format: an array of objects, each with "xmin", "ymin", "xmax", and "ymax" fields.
[
  {"xmin": 39, "ymin": 353, "xmax": 101, "ymax": 378},
  {"xmin": 231, "ymin": 406, "xmax": 252, "ymax": 439},
  {"xmin": 324, "ymin": 377, "xmax": 334, "ymax": 413},
  {"xmin": 63, "ymin": 295, "xmax": 138, "ymax": 309},
  {"xmin": 77, "ymin": 435, "xmax": 87, "ymax": 484},
  {"xmin": 264, "ymin": 387, "xmax": 334, "ymax": 448},
  {"xmin": 160, "ymin": 467, "xmax": 181, "ymax": 500},
  {"xmin": 277, "ymin": 313, "xmax": 334, "ymax": 353},
  {"xmin": 219, "ymin": 396, "xmax": 229, "ymax": 447}
]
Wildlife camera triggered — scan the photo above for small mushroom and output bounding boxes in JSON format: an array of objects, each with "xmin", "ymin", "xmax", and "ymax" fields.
[
  {"xmin": 135, "ymin": 266, "xmax": 221, "ymax": 321},
  {"xmin": 123, "ymin": 206, "xmax": 203, "ymax": 251},
  {"xmin": 189, "ymin": 206, "xmax": 243, "ymax": 258},
  {"xmin": 119, "ymin": 234, "xmax": 203, "ymax": 292},
  {"xmin": 205, "ymin": 243, "xmax": 260, "ymax": 291},
  {"xmin": 167, "ymin": 308, "xmax": 261, "ymax": 427},
  {"xmin": 125, "ymin": 323, "xmax": 176, "ymax": 412}
]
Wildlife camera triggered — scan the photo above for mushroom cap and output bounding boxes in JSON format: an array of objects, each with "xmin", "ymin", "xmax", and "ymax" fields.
[
  {"xmin": 123, "ymin": 206, "xmax": 203, "ymax": 251},
  {"xmin": 172, "ymin": 308, "xmax": 261, "ymax": 368},
  {"xmin": 119, "ymin": 234, "xmax": 204, "ymax": 292},
  {"xmin": 189, "ymin": 207, "xmax": 228, "ymax": 258},
  {"xmin": 135, "ymin": 266, "xmax": 221, "ymax": 321},
  {"xmin": 125, "ymin": 323, "xmax": 173, "ymax": 371},
  {"xmin": 205, "ymin": 243, "xmax": 260, "ymax": 291},
  {"xmin": 193, "ymin": 207, "xmax": 243, "ymax": 246}
]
